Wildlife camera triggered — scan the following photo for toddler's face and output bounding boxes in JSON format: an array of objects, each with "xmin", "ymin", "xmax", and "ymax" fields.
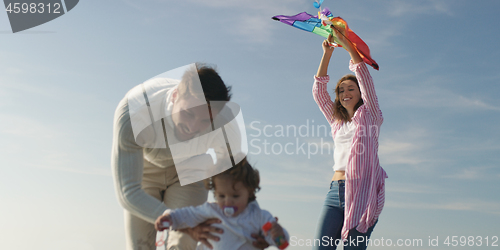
[{"xmin": 213, "ymin": 176, "xmax": 250, "ymax": 217}]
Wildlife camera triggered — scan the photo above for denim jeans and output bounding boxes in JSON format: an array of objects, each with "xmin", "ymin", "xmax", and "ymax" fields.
[{"xmin": 314, "ymin": 180, "xmax": 377, "ymax": 250}]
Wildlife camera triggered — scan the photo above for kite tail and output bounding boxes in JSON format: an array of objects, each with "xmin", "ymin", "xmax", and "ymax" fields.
[{"xmin": 346, "ymin": 29, "xmax": 379, "ymax": 70}]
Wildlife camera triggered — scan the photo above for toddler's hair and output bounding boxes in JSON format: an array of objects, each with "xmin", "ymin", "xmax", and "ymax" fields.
[{"xmin": 205, "ymin": 157, "xmax": 261, "ymax": 202}]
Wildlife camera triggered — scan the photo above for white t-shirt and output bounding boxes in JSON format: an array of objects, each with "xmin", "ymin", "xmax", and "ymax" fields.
[{"xmin": 333, "ymin": 121, "xmax": 356, "ymax": 171}]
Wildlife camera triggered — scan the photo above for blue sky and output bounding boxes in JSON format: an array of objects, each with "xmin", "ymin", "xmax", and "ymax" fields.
[{"xmin": 1, "ymin": 0, "xmax": 499, "ymax": 249}]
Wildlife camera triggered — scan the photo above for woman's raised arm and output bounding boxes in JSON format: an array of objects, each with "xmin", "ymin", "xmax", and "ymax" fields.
[
  {"xmin": 332, "ymin": 26, "xmax": 362, "ymax": 64},
  {"xmin": 316, "ymin": 34, "xmax": 335, "ymax": 77},
  {"xmin": 313, "ymin": 34, "xmax": 336, "ymax": 125},
  {"xmin": 333, "ymin": 27, "xmax": 382, "ymax": 121}
]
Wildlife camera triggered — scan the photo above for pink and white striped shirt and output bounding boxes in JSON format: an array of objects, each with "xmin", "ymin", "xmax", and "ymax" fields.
[{"xmin": 312, "ymin": 60, "xmax": 388, "ymax": 239}]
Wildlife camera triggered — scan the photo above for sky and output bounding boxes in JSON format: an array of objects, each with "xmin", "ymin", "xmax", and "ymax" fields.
[{"xmin": 1, "ymin": 0, "xmax": 499, "ymax": 249}]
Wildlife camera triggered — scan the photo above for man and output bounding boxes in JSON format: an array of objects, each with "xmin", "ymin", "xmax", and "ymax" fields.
[{"xmin": 111, "ymin": 64, "xmax": 265, "ymax": 250}]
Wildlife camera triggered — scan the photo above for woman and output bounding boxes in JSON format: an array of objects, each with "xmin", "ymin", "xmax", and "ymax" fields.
[{"xmin": 313, "ymin": 30, "xmax": 388, "ymax": 250}]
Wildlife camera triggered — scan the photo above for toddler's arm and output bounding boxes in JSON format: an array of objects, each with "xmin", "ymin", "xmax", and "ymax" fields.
[
  {"xmin": 154, "ymin": 211, "xmax": 172, "ymax": 231},
  {"xmin": 260, "ymin": 211, "xmax": 290, "ymax": 249},
  {"xmin": 156, "ymin": 203, "xmax": 218, "ymax": 231},
  {"xmin": 263, "ymin": 220, "xmax": 289, "ymax": 249}
]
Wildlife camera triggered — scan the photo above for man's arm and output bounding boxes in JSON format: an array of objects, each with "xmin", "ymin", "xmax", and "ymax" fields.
[
  {"xmin": 111, "ymin": 97, "xmax": 167, "ymax": 223},
  {"xmin": 159, "ymin": 203, "xmax": 224, "ymax": 249},
  {"xmin": 179, "ymin": 219, "xmax": 223, "ymax": 249}
]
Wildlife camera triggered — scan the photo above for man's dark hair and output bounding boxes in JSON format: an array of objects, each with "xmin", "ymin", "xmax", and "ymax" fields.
[{"xmin": 178, "ymin": 63, "xmax": 232, "ymax": 102}]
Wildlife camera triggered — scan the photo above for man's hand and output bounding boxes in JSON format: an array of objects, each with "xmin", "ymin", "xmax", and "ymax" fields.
[
  {"xmin": 251, "ymin": 233, "xmax": 270, "ymax": 249},
  {"xmin": 180, "ymin": 218, "xmax": 223, "ymax": 249}
]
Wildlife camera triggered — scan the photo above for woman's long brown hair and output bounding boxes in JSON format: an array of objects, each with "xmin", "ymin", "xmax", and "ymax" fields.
[{"xmin": 333, "ymin": 74, "xmax": 364, "ymax": 123}]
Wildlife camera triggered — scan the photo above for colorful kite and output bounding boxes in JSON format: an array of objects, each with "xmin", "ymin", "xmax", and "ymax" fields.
[{"xmin": 272, "ymin": 6, "xmax": 379, "ymax": 70}]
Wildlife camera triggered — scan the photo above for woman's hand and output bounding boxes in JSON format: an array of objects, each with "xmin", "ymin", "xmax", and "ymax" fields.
[
  {"xmin": 180, "ymin": 218, "xmax": 223, "ymax": 249},
  {"xmin": 331, "ymin": 26, "xmax": 352, "ymax": 51},
  {"xmin": 331, "ymin": 25, "xmax": 362, "ymax": 64},
  {"xmin": 322, "ymin": 34, "xmax": 335, "ymax": 54}
]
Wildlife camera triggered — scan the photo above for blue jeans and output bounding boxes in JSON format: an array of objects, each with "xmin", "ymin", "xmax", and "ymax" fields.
[{"xmin": 314, "ymin": 180, "xmax": 377, "ymax": 250}]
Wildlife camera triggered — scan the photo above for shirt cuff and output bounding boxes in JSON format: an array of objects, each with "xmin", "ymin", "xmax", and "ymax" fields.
[
  {"xmin": 314, "ymin": 75, "xmax": 330, "ymax": 84},
  {"xmin": 162, "ymin": 208, "xmax": 172, "ymax": 215},
  {"xmin": 349, "ymin": 60, "xmax": 365, "ymax": 72}
]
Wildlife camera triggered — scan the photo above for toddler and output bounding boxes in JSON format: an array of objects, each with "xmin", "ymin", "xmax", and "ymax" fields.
[{"xmin": 155, "ymin": 158, "xmax": 289, "ymax": 250}]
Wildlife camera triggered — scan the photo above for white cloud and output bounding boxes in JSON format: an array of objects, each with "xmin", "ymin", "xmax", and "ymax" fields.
[
  {"xmin": 379, "ymin": 139, "xmax": 423, "ymax": 165},
  {"xmin": 0, "ymin": 113, "xmax": 110, "ymax": 176},
  {"xmin": 39, "ymin": 233, "xmax": 97, "ymax": 250},
  {"xmin": 122, "ymin": 0, "xmax": 306, "ymax": 43},
  {"xmin": 206, "ymin": 0, "xmax": 305, "ymax": 44},
  {"xmin": 0, "ymin": 113, "xmax": 60, "ymax": 140},
  {"xmin": 258, "ymin": 150, "xmax": 331, "ymax": 181},
  {"xmin": 386, "ymin": 181, "xmax": 449, "ymax": 194},
  {"xmin": 386, "ymin": 199, "xmax": 500, "ymax": 215},
  {"xmin": 259, "ymin": 190, "xmax": 325, "ymax": 203},
  {"xmin": 26, "ymin": 156, "xmax": 110, "ymax": 177},
  {"xmin": 185, "ymin": 0, "xmax": 304, "ymax": 14},
  {"xmin": 233, "ymin": 14, "xmax": 274, "ymax": 43},
  {"xmin": 363, "ymin": 22, "xmax": 404, "ymax": 50},
  {"xmin": 387, "ymin": 0, "xmax": 453, "ymax": 17},
  {"xmin": 5, "ymin": 67, "xmax": 23, "ymax": 75},
  {"xmin": 443, "ymin": 166, "xmax": 500, "ymax": 180},
  {"xmin": 382, "ymin": 83, "xmax": 500, "ymax": 112},
  {"xmin": 261, "ymin": 170, "xmax": 329, "ymax": 189},
  {"xmin": 378, "ymin": 126, "xmax": 433, "ymax": 166}
]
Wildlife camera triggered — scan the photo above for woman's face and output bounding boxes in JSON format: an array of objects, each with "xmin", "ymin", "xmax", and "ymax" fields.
[{"xmin": 338, "ymin": 79, "xmax": 361, "ymax": 112}]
